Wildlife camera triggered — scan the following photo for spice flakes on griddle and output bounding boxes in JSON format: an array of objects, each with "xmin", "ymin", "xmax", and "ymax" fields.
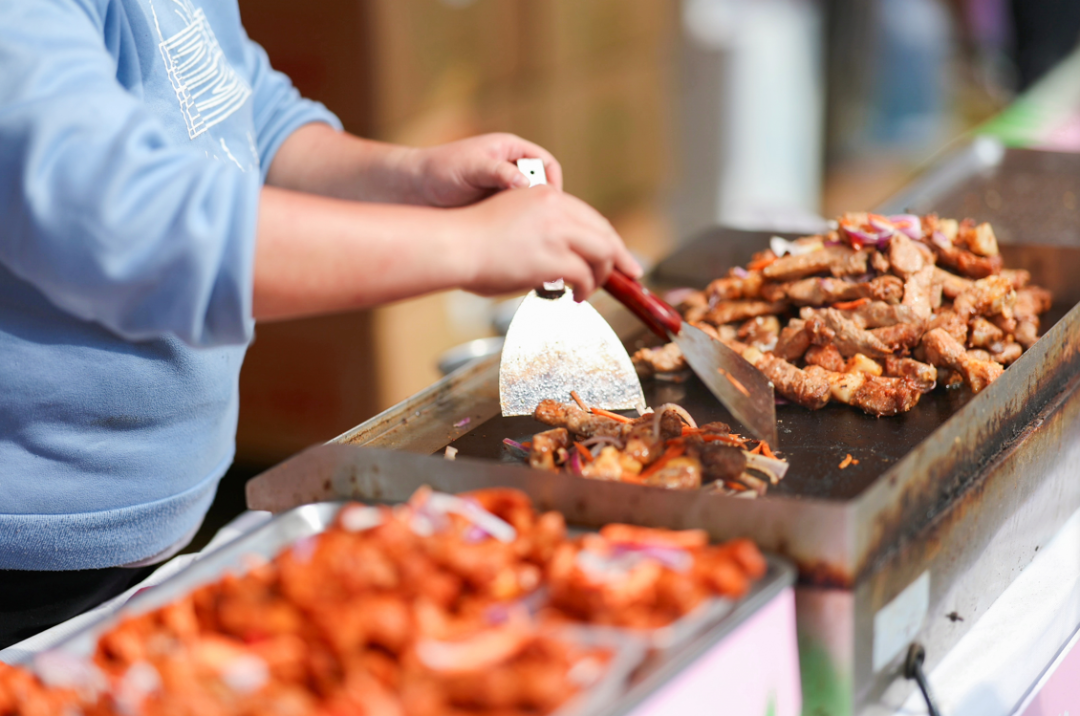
[{"xmin": 634, "ymin": 213, "xmax": 1053, "ymax": 416}]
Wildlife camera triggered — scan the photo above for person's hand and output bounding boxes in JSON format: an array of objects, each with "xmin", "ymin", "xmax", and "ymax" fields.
[
  {"xmin": 411, "ymin": 133, "xmax": 564, "ymax": 207},
  {"xmin": 451, "ymin": 185, "xmax": 642, "ymax": 301}
]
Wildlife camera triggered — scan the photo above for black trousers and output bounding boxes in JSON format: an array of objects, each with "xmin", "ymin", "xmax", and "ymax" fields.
[{"xmin": 0, "ymin": 565, "xmax": 156, "ymax": 650}]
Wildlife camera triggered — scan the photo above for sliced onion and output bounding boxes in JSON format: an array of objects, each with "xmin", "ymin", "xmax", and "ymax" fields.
[
  {"xmin": 656, "ymin": 403, "xmax": 697, "ymax": 429},
  {"xmin": 931, "ymin": 231, "xmax": 951, "ymax": 250},
  {"xmin": 612, "ymin": 544, "xmax": 692, "ymax": 572},
  {"xmin": 732, "ymin": 266, "xmax": 751, "ymax": 279},
  {"xmin": 502, "ymin": 438, "xmax": 528, "ymax": 453},
  {"xmin": 453, "ymin": 417, "xmax": 471, "ymax": 428},
  {"xmin": 423, "ymin": 491, "xmax": 517, "ymax": 543},
  {"xmin": 663, "ymin": 287, "xmax": 698, "ymax": 305},
  {"xmin": 568, "ymin": 450, "xmax": 582, "ymax": 475},
  {"xmin": 582, "ymin": 435, "xmax": 623, "ymax": 449},
  {"xmin": 888, "ymin": 214, "xmax": 922, "ymax": 240},
  {"xmin": 743, "ymin": 452, "xmax": 790, "ymax": 482},
  {"xmin": 444, "ymin": 445, "xmax": 458, "ymax": 460},
  {"xmin": 770, "ymin": 236, "xmax": 823, "ymax": 257}
]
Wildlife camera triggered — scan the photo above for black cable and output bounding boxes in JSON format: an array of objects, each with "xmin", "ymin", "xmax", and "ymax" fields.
[{"xmin": 905, "ymin": 643, "xmax": 944, "ymax": 716}]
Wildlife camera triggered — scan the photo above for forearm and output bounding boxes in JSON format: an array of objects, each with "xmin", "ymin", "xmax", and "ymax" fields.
[
  {"xmin": 252, "ymin": 186, "xmax": 470, "ymax": 321},
  {"xmin": 264, "ymin": 123, "xmax": 426, "ymax": 204}
]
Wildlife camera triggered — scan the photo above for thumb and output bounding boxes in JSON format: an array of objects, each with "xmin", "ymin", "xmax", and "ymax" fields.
[{"xmin": 494, "ymin": 161, "xmax": 530, "ymax": 190}]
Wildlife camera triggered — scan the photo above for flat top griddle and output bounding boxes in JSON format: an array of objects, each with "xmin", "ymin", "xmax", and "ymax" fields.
[{"xmin": 446, "ymin": 231, "xmax": 1075, "ymax": 501}]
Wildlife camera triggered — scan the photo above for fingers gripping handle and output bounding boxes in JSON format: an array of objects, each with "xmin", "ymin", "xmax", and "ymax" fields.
[
  {"xmin": 516, "ymin": 158, "xmax": 565, "ymax": 297},
  {"xmin": 603, "ymin": 269, "xmax": 683, "ymax": 340}
]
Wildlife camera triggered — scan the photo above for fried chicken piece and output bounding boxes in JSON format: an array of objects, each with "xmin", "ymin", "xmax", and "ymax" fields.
[
  {"xmin": 804, "ymin": 366, "xmax": 923, "ymax": 416},
  {"xmin": 632, "ymin": 341, "xmax": 686, "ymax": 377},
  {"xmin": 931, "ymin": 241, "xmax": 1003, "ymax": 278},
  {"xmin": 989, "ymin": 339, "xmax": 1023, "ymax": 365},
  {"xmin": 871, "ymin": 249, "xmax": 891, "ymax": 273},
  {"xmin": 884, "ymin": 356, "xmax": 938, "ymax": 388},
  {"xmin": 844, "ymin": 353, "xmax": 884, "ymax": 376},
  {"xmin": 534, "ymin": 400, "xmax": 622, "ymax": 438},
  {"xmin": 803, "ymin": 308, "xmax": 893, "ymax": 359},
  {"xmin": 889, "ymin": 234, "xmax": 931, "ymax": 279},
  {"xmin": 737, "ymin": 315, "xmax": 781, "ymax": 351},
  {"xmin": 868, "ymin": 322, "xmax": 925, "ymax": 352},
  {"xmin": 954, "ymin": 275, "xmax": 1016, "ymax": 320},
  {"xmin": 706, "ymin": 271, "xmax": 765, "ymax": 301},
  {"xmin": 529, "ymin": 428, "xmax": 569, "ymax": 471},
  {"xmin": 748, "ymin": 351, "xmax": 830, "ymax": 409},
  {"xmin": 838, "ymin": 301, "xmax": 918, "ymax": 329},
  {"xmin": 1015, "ymin": 319, "xmax": 1039, "ymax": 349},
  {"xmin": 1014, "ymin": 286, "xmax": 1052, "ymax": 319},
  {"xmin": 901, "ymin": 265, "xmax": 935, "ymax": 320},
  {"xmin": 785, "ymin": 275, "xmax": 903, "ymax": 306},
  {"xmin": 774, "ymin": 318, "xmax": 812, "ymax": 361},
  {"xmin": 804, "ymin": 343, "xmax": 845, "ymax": 372},
  {"xmin": 927, "ymin": 308, "xmax": 969, "ymax": 344},
  {"xmin": 682, "ymin": 291, "xmax": 709, "ymax": 324},
  {"xmin": 704, "ymin": 299, "xmax": 787, "ymax": 326},
  {"xmin": 934, "ymin": 267, "xmax": 974, "ymax": 300},
  {"xmin": 762, "ymin": 245, "xmax": 869, "ymax": 282},
  {"xmin": 1001, "ymin": 269, "xmax": 1031, "ymax": 289},
  {"xmin": 968, "ymin": 316, "xmax": 1005, "ymax": 349},
  {"xmin": 921, "ymin": 328, "xmax": 1004, "ymax": 393}
]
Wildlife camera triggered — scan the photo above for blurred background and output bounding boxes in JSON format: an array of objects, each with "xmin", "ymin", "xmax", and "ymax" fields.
[{"xmin": 202, "ymin": 0, "xmax": 1080, "ymax": 530}]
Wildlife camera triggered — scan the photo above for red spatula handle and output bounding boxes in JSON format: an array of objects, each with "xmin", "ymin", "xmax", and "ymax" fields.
[{"xmin": 603, "ymin": 268, "xmax": 683, "ymax": 340}]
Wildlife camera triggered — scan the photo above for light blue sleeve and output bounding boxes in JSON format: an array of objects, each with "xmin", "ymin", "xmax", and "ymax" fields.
[
  {"xmin": 242, "ymin": 34, "xmax": 344, "ymax": 183},
  {"xmin": 0, "ymin": 0, "xmax": 312, "ymax": 348}
]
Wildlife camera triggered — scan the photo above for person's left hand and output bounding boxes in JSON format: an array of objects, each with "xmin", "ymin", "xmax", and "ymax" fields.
[{"xmin": 410, "ymin": 133, "xmax": 564, "ymax": 207}]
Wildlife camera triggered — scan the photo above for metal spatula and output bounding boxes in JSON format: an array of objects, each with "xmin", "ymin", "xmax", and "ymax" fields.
[{"xmin": 499, "ymin": 160, "xmax": 647, "ymax": 417}]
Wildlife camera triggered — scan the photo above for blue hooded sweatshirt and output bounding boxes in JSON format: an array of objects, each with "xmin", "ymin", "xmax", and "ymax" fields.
[{"xmin": 0, "ymin": 0, "xmax": 340, "ymax": 569}]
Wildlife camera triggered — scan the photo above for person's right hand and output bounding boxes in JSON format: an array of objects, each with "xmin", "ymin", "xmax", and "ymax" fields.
[{"xmin": 451, "ymin": 185, "xmax": 642, "ymax": 301}]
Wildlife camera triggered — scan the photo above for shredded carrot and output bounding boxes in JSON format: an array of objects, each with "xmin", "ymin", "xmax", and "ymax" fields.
[
  {"xmin": 853, "ymin": 458, "xmax": 860, "ymax": 465},
  {"xmin": 747, "ymin": 255, "xmax": 777, "ymax": 272},
  {"xmin": 748, "ymin": 443, "xmax": 764, "ymax": 455},
  {"xmin": 838, "ymin": 453, "xmax": 853, "ymax": 469},
  {"xmin": 717, "ymin": 367, "xmax": 751, "ymax": 397},
  {"xmin": 521, "ymin": 441, "xmax": 532, "ymax": 451},
  {"xmin": 570, "ymin": 390, "xmax": 589, "ymax": 411},
  {"xmin": 702, "ymin": 434, "xmax": 747, "ymax": 448},
  {"xmin": 833, "ymin": 298, "xmax": 870, "ymax": 311},
  {"xmin": 759, "ymin": 441, "xmax": 778, "ymax": 459},
  {"xmin": 619, "ymin": 472, "xmax": 646, "ymax": 485},
  {"xmin": 726, "ymin": 481, "xmax": 748, "ymax": 492},
  {"xmin": 591, "ymin": 407, "xmax": 634, "ymax": 424},
  {"xmin": 573, "ymin": 441, "xmax": 593, "ymax": 463},
  {"xmin": 638, "ymin": 444, "xmax": 686, "ymax": 480}
]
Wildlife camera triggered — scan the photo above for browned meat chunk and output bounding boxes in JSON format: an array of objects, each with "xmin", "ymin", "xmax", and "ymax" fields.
[
  {"xmin": 643, "ymin": 456, "xmax": 702, "ymax": 490},
  {"xmin": 889, "ymin": 234, "xmax": 931, "ymax": 279},
  {"xmin": 685, "ymin": 440, "xmax": 747, "ymax": 485},
  {"xmin": 534, "ymin": 400, "xmax": 622, "ymax": 438},
  {"xmin": 968, "ymin": 316, "xmax": 1005, "ymax": 349},
  {"xmin": 706, "ymin": 272, "xmax": 765, "ymax": 301},
  {"xmin": 838, "ymin": 301, "xmax": 918, "ymax": 329},
  {"xmin": 737, "ymin": 316, "xmax": 780, "ymax": 351},
  {"xmin": 753, "ymin": 353, "xmax": 830, "ymax": 409},
  {"xmin": 921, "ymin": 328, "xmax": 1004, "ymax": 393},
  {"xmin": 932, "ymin": 241, "xmax": 1003, "ymax": 278},
  {"xmin": 759, "ymin": 281, "xmax": 789, "ymax": 302},
  {"xmin": 530, "ymin": 428, "xmax": 569, "ymax": 471},
  {"xmin": 1014, "ymin": 286, "xmax": 1052, "ymax": 319},
  {"xmin": 704, "ymin": 300, "xmax": 787, "ymax": 326},
  {"xmin": 870, "ymin": 249, "xmax": 891, "ymax": 274},
  {"xmin": 1001, "ymin": 269, "xmax": 1031, "ymax": 290},
  {"xmin": 774, "ymin": 319, "xmax": 812, "ymax": 361},
  {"xmin": 762, "ymin": 246, "xmax": 868, "ymax": 282},
  {"xmin": 934, "ymin": 267, "xmax": 974, "ymax": 300},
  {"xmin": 954, "ymin": 276, "xmax": 1016, "ymax": 320},
  {"xmin": 805, "ymin": 344, "xmax": 845, "ymax": 372},
  {"xmin": 1015, "ymin": 319, "xmax": 1039, "ymax": 349},
  {"xmin": 884, "ymin": 356, "xmax": 938, "ymax": 388},
  {"xmin": 804, "ymin": 366, "xmax": 923, "ymax": 416},
  {"xmin": 784, "ymin": 275, "xmax": 903, "ymax": 306},
  {"xmin": 928, "ymin": 309, "xmax": 969, "ymax": 344},
  {"xmin": 957, "ymin": 220, "xmax": 999, "ymax": 257},
  {"xmin": 803, "ymin": 308, "xmax": 893, "ymax": 359},
  {"xmin": 902, "ymin": 265, "xmax": 935, "ymax": 320},
  {"xmin": 989, "ymin": 340, "xmax": 1023, "ymax": 365},
  {"xmin": 633, "ymin": 342, "xmax": 685, "ymax": 377},
  {"xmin": 868, "ymin": 322, "xmax": 925, "ymax": 352}
]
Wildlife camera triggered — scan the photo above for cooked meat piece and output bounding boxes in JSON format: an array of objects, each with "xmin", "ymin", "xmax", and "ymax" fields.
[
  {"xmin": 889, "ymin": 234, "xmax": 930, "ymax": 279},
  {"xmin": 706, "ymin": 272, "xmax": 764, "ymax": 301},
  {"xmin": 967, "ymin": 348, "xmax": 992, "ymax": 362},
  {"xmin": 803, "ymin": 308, "xmax": 893, "ymax": 359},
  {"xmin": 804, "ymin": 366, "xmax": 923, "ymax": 416},
  {"xmin": 868, "ymin": 322, "xmax": 924, "ymax": 352},
  {"xmin": 686, "ymin": 441, "xmax": 747, "ymax": 485},
  {"xmin": 759, "ymin": 282, "xmax": 789, "ymax": 302},
  {"xmin": 784, "ymin": 275, "xmax": 903, "ymax": 306},
  {"xmin": 762, "ymin": 246, "xmax": 868, "ymax": 282},
  {"xmin": 705, "ymin": 300, "xmax": 787, "ymax": 326},
  {"xmin": 737, "ymin": 316, "xmax": 780, "ymax": 351},
  {"xmin": 774, "ymin": 319, "xmax": 812, "ymax": 361},
  {"xmin": 1015, "ymin": 318, "xmax": 1039, "ymax": 349},
  {"xmin": 901, "ymin": 265, "xmax": 935, "ymax": 320},
  {"xmin": 534, "ymin": 400, "xmax": 623, "ymax": 438},
  {"xmin": 989, "ymin": 340, "xmax": 1023, "ymax": 365},
  {"xmin": 643, "ymin": 456, "xmax": 702, "ymax": 490},
  {"xmin": 633, "ymin": 342, "xmax": 685, "ymax": 377},
  {"xmin": 989, "ymin": 312, "xmax": 1018, "ymax": 335},
  {"xmin": 530, "ymin": 428, "xmax": 569, "ymax": 471},
  {"xmin": 934, "ymin": 267, "xmax": 974, "ymax": 300},
  {"xmin": 752, "ymin": 352, "xmax": 831, "ymax": 409},
  {"xmin": 1014, "ymin": 286, "xmax": 1052, "ymax": 319},
  {"xmin": 928, "ymin": 309, "xmax": 969, "ymax": 344},
  {"xmin": 954, "ymin": 276, "xmax": 1015, "ymax": 319},
  {"xmin": 838, "ymin": 301, "xmax": 918, "ymax": 329},
  {"xmin": 805, "ymin": 343, "xmax": 845, "ymax": 372},
  {"xmin": 968, "ymin": 316, "xmax": 1005, "ymax": 349},
  {"xmin": 1001, "ymin": 269, "xmax": 1031, "ymax": 289},
  {"xmin": 843, "ymin": 353, "xmax": 884, "ymax": 376},
  {"xmin": 884, "ymin": 356, "xmax": 938, "ymax": 389},
  {"xmin": 957, "ymin": 220, "xmax": 999, "ymax": 257},
  {"xmin": 931, "ymin": 241, "xmax": 1003, "ymax": 278},
  {"xmin": 581, "ymin": 446, "xmax": 641, "ymax": 481},
  {"xmin": 871, "ymin": 249, "xmax": 891, "ymax": 274},
  {"xmin": 921, "ymin": 328, "xmax": 1004, "ymax": 393}
]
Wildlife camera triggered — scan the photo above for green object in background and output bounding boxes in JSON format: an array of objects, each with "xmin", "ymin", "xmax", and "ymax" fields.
[
  {"xmin": 798, "ymin": 638, "xmax": 853, "ymax": 716},
  {"xmin": 978, "ymin": 44, "xmax": 1080, "ymax": 148}
]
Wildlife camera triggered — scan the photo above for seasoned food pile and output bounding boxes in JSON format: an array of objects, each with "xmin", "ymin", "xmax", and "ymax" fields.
[
  {"xmin": 510, "ymin": 397, "xmax": 788, "ymax": 497},
  {"xmin": 0, "ymin": 488, "xmax": 766, "ymax": 716},
  {"xmin": 634, "ymin": 213, "xmax": 1052, "ymax": 416}
]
